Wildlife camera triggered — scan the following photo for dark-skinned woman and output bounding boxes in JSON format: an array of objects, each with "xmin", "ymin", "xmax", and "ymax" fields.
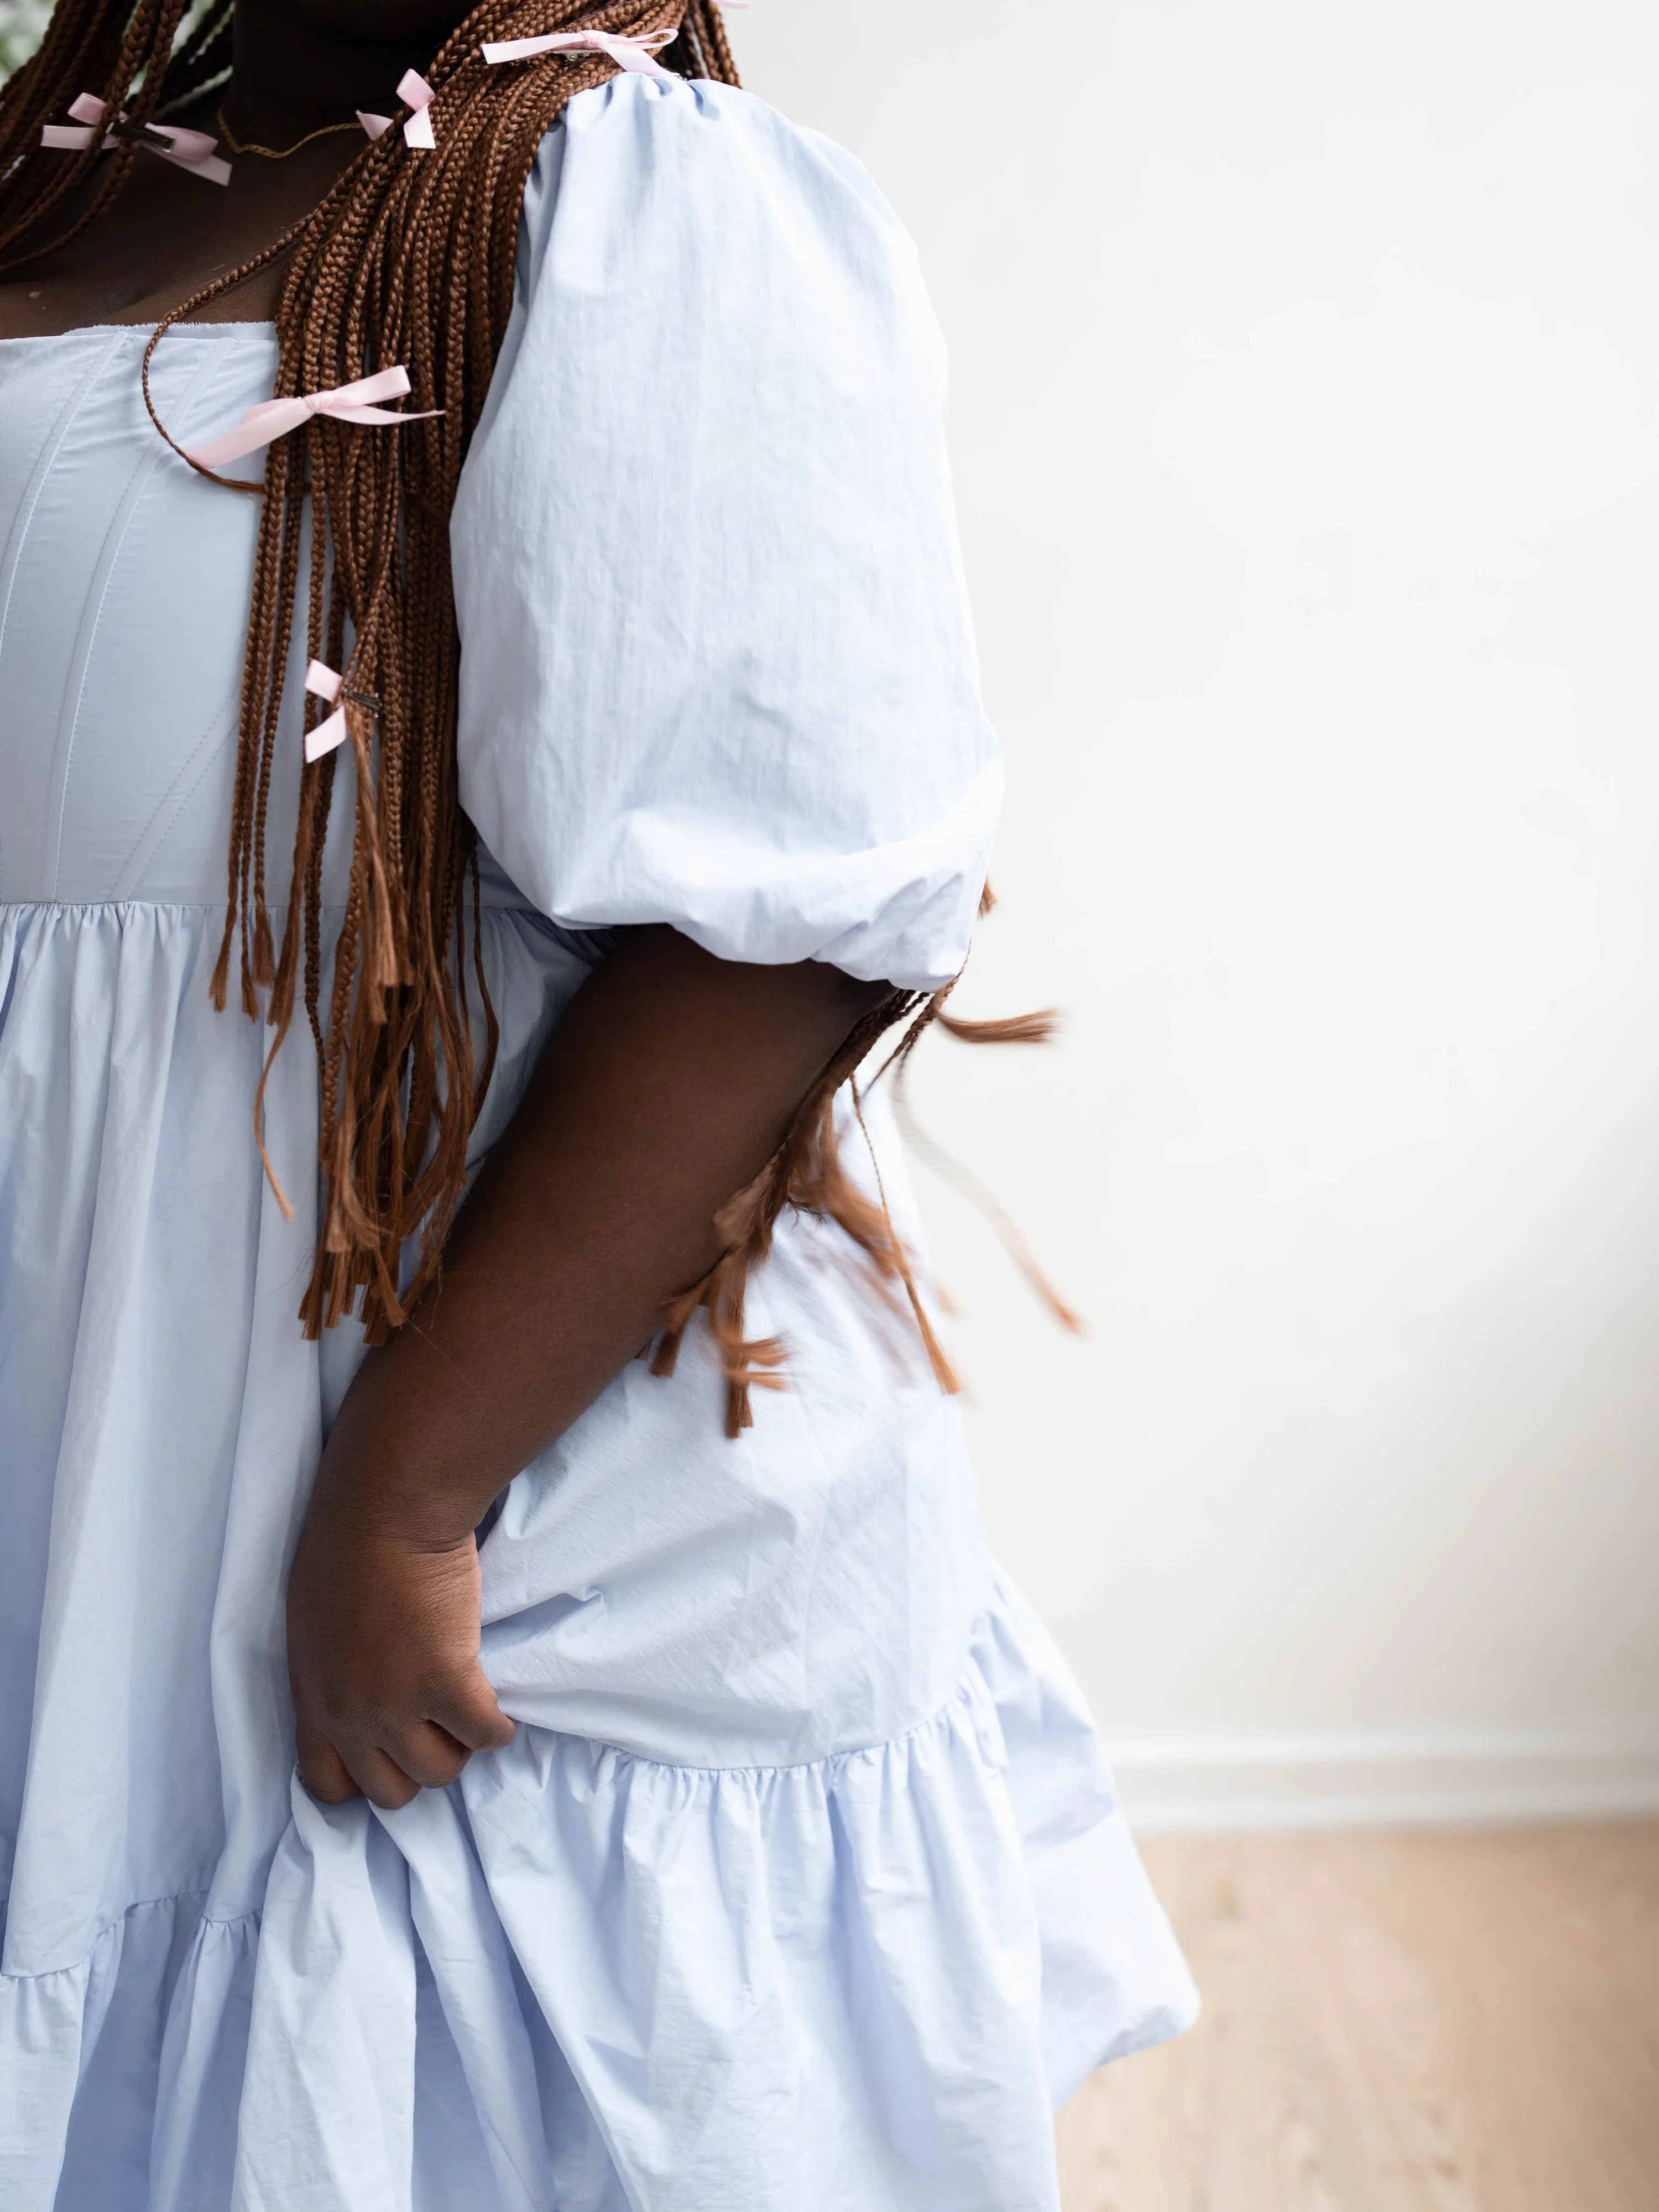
[{"xmin": 0, "ymin": 6, "xmax": 1195, "ymax": 2205}]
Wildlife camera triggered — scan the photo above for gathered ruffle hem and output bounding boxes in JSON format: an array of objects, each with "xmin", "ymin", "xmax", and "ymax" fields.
[{"xmin": 0, "ymin": 1574, "xmax": 1195, "ymax": 2212}]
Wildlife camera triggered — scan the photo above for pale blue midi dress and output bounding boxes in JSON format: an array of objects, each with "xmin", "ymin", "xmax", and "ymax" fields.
[{"xmin": 0, "ymin": 73, "xmax": 1196, "ymax": 2212}]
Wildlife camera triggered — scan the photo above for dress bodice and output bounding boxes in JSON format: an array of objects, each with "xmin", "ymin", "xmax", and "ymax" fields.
[{"xmin": 0, "ymin": 324, "xmax": 291, "ymax": 908}]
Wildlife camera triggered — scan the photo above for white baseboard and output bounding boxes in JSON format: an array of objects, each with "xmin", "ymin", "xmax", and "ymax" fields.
[{"xmin": 1105, "ymin": 1729, "xmax": 1659, "ymax": 1835}]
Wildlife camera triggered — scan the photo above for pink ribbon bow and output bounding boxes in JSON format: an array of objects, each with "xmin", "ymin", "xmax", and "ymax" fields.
[
  {"xmin": 41, "ymin": 92, "xmax": 230, "ymax": 185},
  {"xmin": 183, "ymin": 365, "xmax": 442, "ymax": 472},
  {"xmin": 304, "ymin": 661, "xmax": 349, "ymax": 763},
  {"xmin": 480, "ymin": 29, "xmax": 676, "ymax": 77},
  {"xmin": 358, "ymin": 68, "xmax": 437, "ymax": 149}
]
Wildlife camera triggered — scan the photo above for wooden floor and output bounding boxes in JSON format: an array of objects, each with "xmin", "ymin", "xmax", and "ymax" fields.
[{"xmin": 1056, "ymin": 1825, "xmax": 1659, "ymax": 2212}]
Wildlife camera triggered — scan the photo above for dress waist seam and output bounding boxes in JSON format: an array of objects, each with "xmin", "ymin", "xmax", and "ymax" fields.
[
  {"xmin": 0, "ymin": 895, "xmax": 540, "ymax": 917},
  {"xmin": 2, "ymin": 1583, "xmax": 1006, "ymax": 1982}
]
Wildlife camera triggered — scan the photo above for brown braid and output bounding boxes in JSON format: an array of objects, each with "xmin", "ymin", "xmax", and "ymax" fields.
[{"xmin": 0, "ymin": 0, "xmax": 1036, "ymax": 1427}]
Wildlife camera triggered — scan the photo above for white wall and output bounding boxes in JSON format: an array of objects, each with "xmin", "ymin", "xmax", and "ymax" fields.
[{"xmin": 733, "ymin": 0, "xmax": 1659, "ymax": 1827}]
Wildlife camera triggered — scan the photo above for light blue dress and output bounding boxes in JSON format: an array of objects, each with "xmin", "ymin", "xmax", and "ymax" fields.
[{"xmin": 0, "ymin": 75, "xmax": 1196, "ymax": 2212}]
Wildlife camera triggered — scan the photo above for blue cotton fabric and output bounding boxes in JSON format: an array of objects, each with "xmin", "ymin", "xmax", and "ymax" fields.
[{"xmin": 0, "ymin": 74, "xmax": 1196, "ymax": 2212}]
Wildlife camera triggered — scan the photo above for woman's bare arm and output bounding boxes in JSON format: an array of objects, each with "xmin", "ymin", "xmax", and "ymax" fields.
[{"xmin": 286, "ymin": 925, "xmax": 891, "ymax": 1809}]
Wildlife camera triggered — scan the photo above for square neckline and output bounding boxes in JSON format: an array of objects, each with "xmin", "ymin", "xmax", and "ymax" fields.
[{"xmin": 0, "ymin": 319, "xmax": 277, "ymax": 348}]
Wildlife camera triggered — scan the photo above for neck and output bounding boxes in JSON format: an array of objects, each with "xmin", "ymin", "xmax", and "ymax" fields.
[{"xmin": 226, "ymin": 2, "xmax": 450, "ymax": 143}]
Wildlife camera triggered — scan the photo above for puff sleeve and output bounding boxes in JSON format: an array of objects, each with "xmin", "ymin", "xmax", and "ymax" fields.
[{"xmin": 451, "ymin": 73, "xmax": 1000, "ymax": 991}]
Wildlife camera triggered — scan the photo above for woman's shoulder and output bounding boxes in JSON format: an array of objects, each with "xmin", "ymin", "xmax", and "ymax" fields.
[
  {"xmin": 467, "ymin": 66, "xmax": 951, "ymax": 509},
  {"xmin": 547, "ymin": 71, "xmax": 904, "ymax": 219},
  {"xmin": 450, "ymin": 75, "xmax": 997, "ymax": 999},
  {"xmin": 516, "ymin": 71, "xmax": 924, "ymax": 305}
]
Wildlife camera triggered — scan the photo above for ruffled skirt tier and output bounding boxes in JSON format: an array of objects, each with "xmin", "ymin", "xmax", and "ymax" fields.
[
  {"xmin": 0, "ymin": 901, "xmax": 1194, "ymax": 2211},
  {"xmin": 3, "ymin": 1579, "xmax": 1193, "ymax": 2212}
]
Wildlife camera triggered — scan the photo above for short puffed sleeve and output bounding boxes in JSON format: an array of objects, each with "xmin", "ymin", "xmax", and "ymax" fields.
[{"xmin": 450, "ymin": 73, "xmax": 999, "ymax": 990}]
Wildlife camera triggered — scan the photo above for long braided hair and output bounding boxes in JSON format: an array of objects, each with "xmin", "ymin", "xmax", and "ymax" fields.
[{"xmin": 0, "ymin": 0, "xmax": 1047, "ymax": 1431}]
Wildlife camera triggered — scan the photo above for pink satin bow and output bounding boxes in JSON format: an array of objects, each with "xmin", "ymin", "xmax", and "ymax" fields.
[
  {"xmin": 480, "ymin": 29, "xmax": 676, "ymax": 77},
  {"xmin": 41, "ymin": 93, "xmax": 230, "ymax": 185},
  {"xmin": 304, "ymin": 661, "xmax": 349, "ymax": 763},
  {"xmin": 183, "ymin": 365, "xmax": 442, "ymax": 472},
  {"xmin": 357, "ymin": 68, "xmax": 437, "ymax": 149}
]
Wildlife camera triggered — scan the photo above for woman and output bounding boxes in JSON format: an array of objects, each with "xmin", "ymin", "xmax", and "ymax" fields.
[{"xmin": 0, "ymin": 4, "xmax": 1196, "ymax": 2206}]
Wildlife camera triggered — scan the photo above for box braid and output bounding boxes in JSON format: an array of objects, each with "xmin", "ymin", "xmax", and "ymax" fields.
[
  {"xmin": 0, "ymin": 0, "xmax": 233, "ymax": 263},
  {"xmin": 0, "ymin": 0, "xmax": 1037, "ymax": 1432}
]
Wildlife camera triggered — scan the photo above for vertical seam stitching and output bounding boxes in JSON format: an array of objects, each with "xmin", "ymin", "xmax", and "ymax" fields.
[{"xmin": 46, "ymin": 343, "xmax": 239, "ymax": 898}]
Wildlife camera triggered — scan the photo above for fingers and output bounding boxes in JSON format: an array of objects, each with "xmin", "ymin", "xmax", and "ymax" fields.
[
  {"xmin": 385, "ymin": 1719, "xmax": 473, "ymax": 1792},
  {"xmin": 343, "ymin": 1743, "xmax": 422, "ymax": 1811},
  {"xmin": 297, "ymin": 1716, "xmax": 421, "ymax": 1810},
  {"xmin": 426, "ymin": 1663, "xmax": 517, "ymax": 1755},
  {"xmin": 296, "ymin": 1720, "xmax": 361, "ymax": 1806},
  {"xmin": 296, "ymin": 1690, "xmax": 512, "ymax": 1812}
]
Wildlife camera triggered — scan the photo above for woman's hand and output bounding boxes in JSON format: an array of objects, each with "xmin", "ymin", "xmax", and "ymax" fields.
[
  {"xmin": 285, "ymin": 927, "xmax": 891, "ymax": 1809},
  {"xmin": 286, "ymin": 1501, "xmax": 515, "ymax": 1809}
]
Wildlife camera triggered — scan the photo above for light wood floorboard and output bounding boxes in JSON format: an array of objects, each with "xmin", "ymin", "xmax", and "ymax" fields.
[{"xmin": 1056, "ymin": 1824, "xmax": 1659, "ymax": 2212}]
